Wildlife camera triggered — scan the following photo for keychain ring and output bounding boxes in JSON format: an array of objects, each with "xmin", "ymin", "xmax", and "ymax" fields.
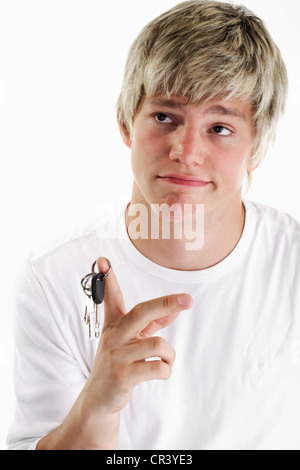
[
  {"xmin": 92, "ymin": 258, "xmax": 111, "ymax": 278},
  {"xmin": 80, "ymin": 273, "xmax": 93, "ymax": 296}
]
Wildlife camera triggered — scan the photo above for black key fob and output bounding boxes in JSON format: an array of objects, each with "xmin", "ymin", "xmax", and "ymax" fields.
[{"xmin": 91, "ymin": 274, "xmax": 105, "ymax": 305}]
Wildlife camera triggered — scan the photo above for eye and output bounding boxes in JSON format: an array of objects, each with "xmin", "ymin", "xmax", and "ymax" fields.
[
  {"xmin": 211, "ymin": 125, "xmax": 232, "ymax": 136},
  {"xmin": 154, "ymin": 113, "xmax": 174, "ymax": 124}
]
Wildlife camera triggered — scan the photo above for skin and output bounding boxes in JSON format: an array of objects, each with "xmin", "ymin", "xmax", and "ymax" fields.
[
  {"xmin": 37, "ymin": 93, "xmax": 256, "ymax": 449},
  {"xmin": 123, "ymin": 94, "xmax": 255, "ymax": 270},
  {"xmin": 37, "ymin": 259, "xmax": 193, "ymax": 449}
]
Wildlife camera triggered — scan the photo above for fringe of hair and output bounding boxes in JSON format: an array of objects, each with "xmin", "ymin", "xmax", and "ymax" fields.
[{"xmin": 117, "ymin": 0, "xmax": 288, "ymax": 186}]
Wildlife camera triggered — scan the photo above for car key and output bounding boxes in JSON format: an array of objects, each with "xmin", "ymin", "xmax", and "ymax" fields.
[
  {"xmin": 81, "ymin": 258, "xmax": 111, "ymax": 341},
  {"xmin": 91, "ymin": 273, "xmax": 105, "ymax": 338}
]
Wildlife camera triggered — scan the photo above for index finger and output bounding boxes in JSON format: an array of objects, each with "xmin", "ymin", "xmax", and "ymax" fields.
[
  {"xmin": 115, "ymin": 294, "xmax": 193, "ymax": 343},
  {"xmin": 96, "ymin": 257, "xmax": 127, "ymax": 327}
]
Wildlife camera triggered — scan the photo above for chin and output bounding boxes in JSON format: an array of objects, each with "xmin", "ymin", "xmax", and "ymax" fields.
[{"xmin": 151, "ymin": 195, "xmax": 205, "ymax": 224}]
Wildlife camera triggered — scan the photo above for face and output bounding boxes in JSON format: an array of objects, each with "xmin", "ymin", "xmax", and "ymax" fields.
[{"xmin": 121, "ymin": 94, "xmax": 254, "ymax": 220}]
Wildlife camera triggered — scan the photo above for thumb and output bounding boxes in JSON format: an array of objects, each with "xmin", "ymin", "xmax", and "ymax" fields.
[{"xmin": 96, "ymin": 257, "xmax": 127, "ymax": 329}]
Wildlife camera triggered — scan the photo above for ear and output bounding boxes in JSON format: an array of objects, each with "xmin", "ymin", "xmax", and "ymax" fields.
[
  {"xmin": 247, "ymin": 162, "xmax": 260, "ymax": 172},
  {"xmin": 118, "ymin": 121, "xmax": 132, "ymax": 149},
  {"xmin": 247, "ymin": 151, "xmax": 267, "ymax": 172}
]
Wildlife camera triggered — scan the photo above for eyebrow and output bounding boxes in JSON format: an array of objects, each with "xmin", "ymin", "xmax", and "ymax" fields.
[
  {"xmin": 149, "ymin": 97, "xmax": 185, "ymax": 109},
  {"xmin": 203, "ymin": 104, "xmax": 247, "ymax": 121},
  {"xmin": 148, "ymin": 98, "xmax": 247, "ymax": 121}
]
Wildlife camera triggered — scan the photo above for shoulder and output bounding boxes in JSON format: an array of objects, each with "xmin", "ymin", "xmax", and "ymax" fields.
[
  {"xmin": 244, "ymin": 199, "xmax": 300, "ymax": 269},
  {"xmin": 245, "ymin": 199, "xmax": 300, "ymax": 236},
  {"xmin": 24, "ymin": 202, "xmax": 127, "ymax": 276}
]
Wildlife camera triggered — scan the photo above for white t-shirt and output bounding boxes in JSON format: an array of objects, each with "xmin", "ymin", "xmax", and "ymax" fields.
[{"xmin": 7, "ymin": 199, "xmax": 300, "ymax": 450}]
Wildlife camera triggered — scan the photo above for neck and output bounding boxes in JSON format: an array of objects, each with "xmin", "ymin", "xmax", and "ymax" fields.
[{"xmin": 125, "ymin": 199, "xmax": 246, "ymax": 271}]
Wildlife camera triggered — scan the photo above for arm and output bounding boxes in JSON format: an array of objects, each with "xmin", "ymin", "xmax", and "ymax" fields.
[
  {"xmin": 38, "ymin": 258, "xmax": 192, "ymax": 449},
  {"xmin": 11, "ymin": 257, "xmax": 192, "ymax": 450}
]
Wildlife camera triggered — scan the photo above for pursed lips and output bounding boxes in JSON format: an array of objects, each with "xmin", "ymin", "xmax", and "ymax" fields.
[{"xmin": 157, "ymin": 174, "xmax": 211, "ymax": 187}]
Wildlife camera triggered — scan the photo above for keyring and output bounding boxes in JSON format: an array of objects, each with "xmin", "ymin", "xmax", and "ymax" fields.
[
  {"xmin": 80, "ymin": 273, "xmax": 93, "ymax": 297},
  {"xmin": 80, "ymin": 258, "xmax": 112, "ymax": 341},
  {"xmin": 92, "ymin": 258, "xmax": 111, "ymax": 278},
  {"xmin": 81, "ymin": 258, "xmax": 111, "ymax": 298}
]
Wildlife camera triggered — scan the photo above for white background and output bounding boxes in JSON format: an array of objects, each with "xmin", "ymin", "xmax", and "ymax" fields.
[{"xmin": 0, "ymin": 0, "xmax": 299, "ymax": 449}]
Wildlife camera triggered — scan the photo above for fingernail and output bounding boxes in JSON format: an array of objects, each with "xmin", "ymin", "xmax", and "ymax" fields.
[{"xmin": 177, "ymin": 295, "xmax": 190, "ymax": 306}]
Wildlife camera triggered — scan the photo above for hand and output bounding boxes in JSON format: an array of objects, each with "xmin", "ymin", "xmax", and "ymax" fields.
[
  {"xmin": 83, "ymin": 257, "xmax": 193, "ymax": 415},
  {"xmin": 36, "ymin": 257, "xmax": 193, "ymax": 450}
]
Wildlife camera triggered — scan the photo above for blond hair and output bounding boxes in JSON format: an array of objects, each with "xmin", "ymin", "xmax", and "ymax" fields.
[{"xmin": 117, "ymin": 0, "xmax": 288, "ymax": 185}]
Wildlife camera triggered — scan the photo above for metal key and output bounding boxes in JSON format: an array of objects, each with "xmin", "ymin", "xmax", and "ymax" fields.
[
  {"xmin": 91, "ymin": 273, "xmax": 105, "ymax": 338},
  {"xmin": 81, "ymin": 258, "xmax": 111, "ymax": 341}
]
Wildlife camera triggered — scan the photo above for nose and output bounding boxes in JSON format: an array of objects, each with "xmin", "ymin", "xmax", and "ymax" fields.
[{"xmin": 169, "ymin": 126, "xmax": 207, "ymax": 167}]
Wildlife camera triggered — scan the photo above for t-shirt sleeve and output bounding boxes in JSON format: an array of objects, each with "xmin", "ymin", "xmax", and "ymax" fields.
[{"xmin": 7, "ymin": 258, "xmax": 88, "ymax": 450}]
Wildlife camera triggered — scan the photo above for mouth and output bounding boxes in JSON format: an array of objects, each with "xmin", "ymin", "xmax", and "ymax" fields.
[{"xmin": 157, "ymin": 174, "xmax": 212, "ymax": 188}]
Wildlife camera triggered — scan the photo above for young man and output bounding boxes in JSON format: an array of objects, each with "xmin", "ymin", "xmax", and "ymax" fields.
[{"xmin": 8, "ymin": 1, "xmax": 300, "ymax": 450}]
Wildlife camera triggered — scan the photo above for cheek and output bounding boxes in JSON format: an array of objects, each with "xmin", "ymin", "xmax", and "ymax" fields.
[
  {"xmin": 130, "ymin": 137, "xmax": 155, "ymax": 180},
  {"xmin": 214, "ymin": 144, "xmax": 251, "ymax": 183},
  {"xmin": 131, "ymin": 129, "xmax": 169, "ymax": 167},
  {"xmin": 131, "ymin": 123, "xmax": 152, "ymax": 153}
]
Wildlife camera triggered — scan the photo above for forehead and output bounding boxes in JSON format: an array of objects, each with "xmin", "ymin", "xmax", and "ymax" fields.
[{"xmin": 143, "ymin": 94, "xmax": 253, "ymax": 122}]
